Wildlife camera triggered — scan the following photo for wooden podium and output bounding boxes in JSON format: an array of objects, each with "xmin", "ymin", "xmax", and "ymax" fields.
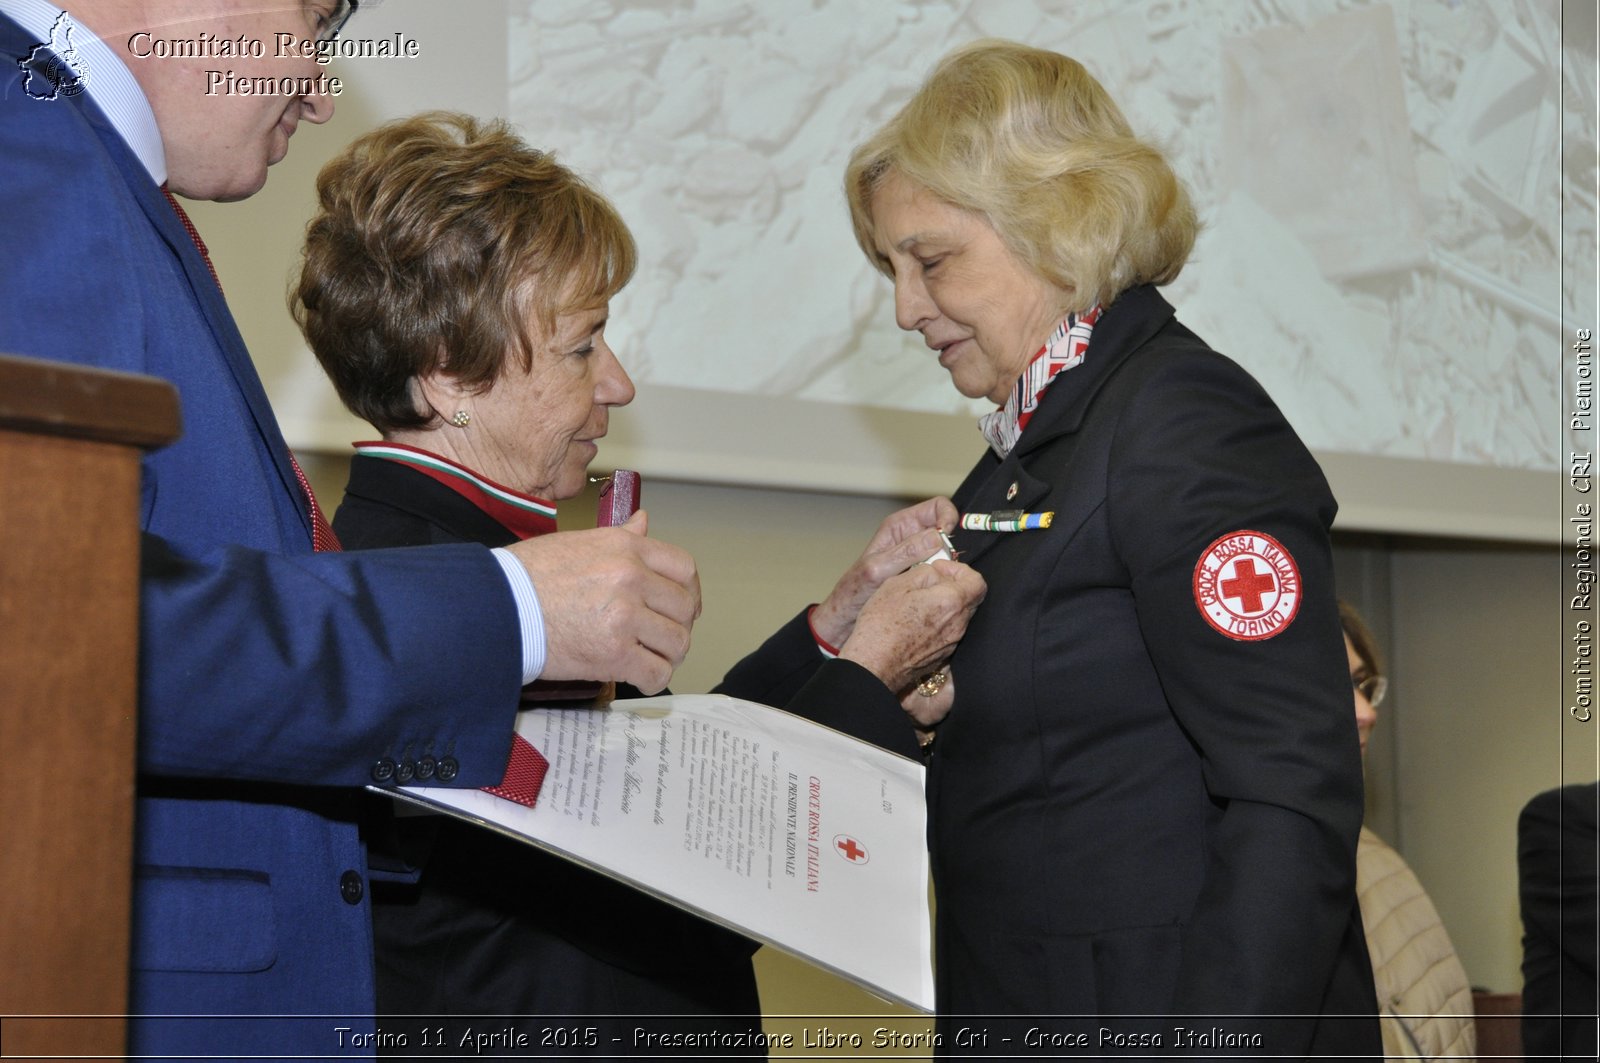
[{"xmin": 0, "ymin": 354, "xmax": 180, "ymax": 1059}]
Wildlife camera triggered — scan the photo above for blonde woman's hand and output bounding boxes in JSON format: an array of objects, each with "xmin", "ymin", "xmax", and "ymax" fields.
[
  {"xmin": 810, "ymin": 496, "xmax": 959, "ymax": 649},
  {"xmin": 838, "ymin": 559, "xmax": 985, "ymax": 697}
]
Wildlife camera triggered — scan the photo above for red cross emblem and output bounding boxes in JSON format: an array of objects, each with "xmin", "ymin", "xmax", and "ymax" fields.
[
  {"xmin": 1220, "ymin": 558, "xmax": 1276, "ymax": 612},
  {"xmin": 1193, "ymin": 530, "xmax": 1301, "ymax": 641},
  {"xmin": 833, "ymin": 834, "xmax": 869, "ymax": 864}
]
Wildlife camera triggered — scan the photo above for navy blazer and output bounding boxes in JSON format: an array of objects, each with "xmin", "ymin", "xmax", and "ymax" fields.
[{"xmin": 1, "ymin": 15, "xmax": 524, "ymax": 1057}]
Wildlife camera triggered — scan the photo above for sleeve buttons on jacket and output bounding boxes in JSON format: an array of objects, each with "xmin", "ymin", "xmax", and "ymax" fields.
[
  {"xmin": 436, "ymin": 757, "xmax": 460, "ymax": 782},
  {"xmin": 395, "ymin": 760, "xmax": 416, "ymax": 784},
  {"xmin": 339, "ymin": 869, "xmax": 364, "ymax": 905},
  {"xmin": 415, "ymin": 755, "xmax": 437, "ymax": 781},
  {"xmin": 371, "ymin": 758, "xmax": 396, "ymax": 784}
]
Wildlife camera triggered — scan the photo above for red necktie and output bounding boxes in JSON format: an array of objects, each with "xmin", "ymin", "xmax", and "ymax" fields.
[
  {"xmin": 161, "ymin": 186, "xmax": 341, "ymax": 553},
  {"xmin": 166, "ymin": 190, "xmax": 545, "ymax": 805},
  {"xmin": 289, "ymin": 458, "xmax": 343, "ymax": 554}
]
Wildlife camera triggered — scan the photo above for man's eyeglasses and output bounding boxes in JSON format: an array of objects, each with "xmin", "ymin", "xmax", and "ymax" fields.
[
  {"xmin": 1354, "ymin": 673, "xmax": 1388, "ymax": 708},
  {"xmin": 316, "ymin": 1, "xmax": 359, "ymax": 44}
]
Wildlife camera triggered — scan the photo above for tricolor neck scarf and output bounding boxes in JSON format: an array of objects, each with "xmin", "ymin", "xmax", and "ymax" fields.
[
  {"xmin": 978, "ymin": 304, "xmax": 1103, "ymax": 458},
  {"xmin": 352, "ymin": 441, "xmax": 558, "ymax": 540}
]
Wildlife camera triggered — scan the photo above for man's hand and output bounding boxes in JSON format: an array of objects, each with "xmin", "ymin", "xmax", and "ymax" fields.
[
  {"xmin": 503, "ymin": 511, "xmax": 700, "ymax": 695},
  {"xmin": 838, "ymin": 559, "xmax": 985, "ymax": 698},
  {"xmin": 811, "ymin": 497, "xmax": 959, "ymax": 648}
]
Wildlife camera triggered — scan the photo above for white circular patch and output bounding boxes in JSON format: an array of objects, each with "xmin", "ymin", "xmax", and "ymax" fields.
[{"xmin": 1192, "ymin": 530, "xmax": 1302, "ymax": 641}]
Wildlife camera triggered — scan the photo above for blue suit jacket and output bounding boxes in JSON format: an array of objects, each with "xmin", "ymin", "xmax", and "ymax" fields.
[{"xmin": 1, "ymin": 15, "xmax": 524, "ymax": 1056}]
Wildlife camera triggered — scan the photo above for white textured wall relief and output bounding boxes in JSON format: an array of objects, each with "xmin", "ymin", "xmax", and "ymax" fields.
[{"xmin": 508, "ymin": 0, "xmax": 1587, "ymax": 470}]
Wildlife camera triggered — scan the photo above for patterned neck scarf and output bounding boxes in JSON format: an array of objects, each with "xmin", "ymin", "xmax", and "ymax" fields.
[
  {"xmin": 353, "ymin": 441, "xmax": 558, "ymax": 539},
  {"xmin": 978, "ymin": 305, "xmax": 1102, "ymax": 457}
]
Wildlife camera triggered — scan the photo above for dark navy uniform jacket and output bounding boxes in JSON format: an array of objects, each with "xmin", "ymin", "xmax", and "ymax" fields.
[{"xmin": 733, "ymin": 284, "xmax": 1381, "ymax": 1058}]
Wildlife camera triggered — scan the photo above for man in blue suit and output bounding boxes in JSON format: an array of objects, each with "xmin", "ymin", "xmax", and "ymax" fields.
[{"xmin": 0, "ymin": 1, "xmax": 703, "ymax": 1055}]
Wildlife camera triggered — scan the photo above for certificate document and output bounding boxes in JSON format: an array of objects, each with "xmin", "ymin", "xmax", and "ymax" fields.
[{"xmin": 382, "ymin": 694, "xmax": 933, "ymax": 1012}]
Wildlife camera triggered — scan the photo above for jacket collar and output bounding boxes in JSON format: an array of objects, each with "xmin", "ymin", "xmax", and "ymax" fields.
[
  {"xmin": 1008, "ymin": 284, "xmax": 1176, "ymax": 459},
  {"xmin": 343, "ymin": 453, "xmax": 527, "ymax": 548},
  {"xmin": 948, "ymin": 285, "xmax": 1176, "ymax": 567},
  {"xmin": 351, "ymin": 442, "xmax": 558, "ymax": 541}
]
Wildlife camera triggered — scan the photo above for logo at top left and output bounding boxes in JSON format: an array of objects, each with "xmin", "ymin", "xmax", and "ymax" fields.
[{"xmin": 22, "ymin": 12, "xmax": 89, "ymax": 100}]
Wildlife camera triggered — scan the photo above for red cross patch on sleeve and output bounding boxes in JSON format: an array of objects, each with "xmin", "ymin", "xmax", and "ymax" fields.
[{"xmin": 1192, "ymin": 530, "xmax": 1302, "ymax": 641}]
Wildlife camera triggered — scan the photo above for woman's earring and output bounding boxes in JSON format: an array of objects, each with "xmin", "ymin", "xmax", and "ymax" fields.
[{"xmin": 450, "ymin": 410, "xmax": 471, "ymax": 428}]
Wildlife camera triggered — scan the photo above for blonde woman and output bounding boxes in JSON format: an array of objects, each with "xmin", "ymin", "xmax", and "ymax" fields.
[{"xmin": 826, "ymin": 40, "xmax": 1379, "ymax": 1055}]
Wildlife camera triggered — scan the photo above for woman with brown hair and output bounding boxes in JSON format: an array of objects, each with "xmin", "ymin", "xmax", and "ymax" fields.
[{"xmin": 293, "ymin": 110, "xmax": 984, "ymax": 1051}]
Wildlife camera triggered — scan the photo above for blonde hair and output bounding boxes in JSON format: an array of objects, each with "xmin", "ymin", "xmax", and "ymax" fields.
[
  {"xmin": 293, "ymin": 111, "xmax": 636, "ymax": 432},
  {"xmin": 845, "ymin": 40, "xmax": 1196, "ymax": 311}
]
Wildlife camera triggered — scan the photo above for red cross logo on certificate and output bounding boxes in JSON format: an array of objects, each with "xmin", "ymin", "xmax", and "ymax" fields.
[
  {"xmin": 834, "ymin": 835, "xmax": 869, "ymax": 864},
  {"xmin": 1193, "ymin": 530, "xmax": 1302, "ymax": 641}
]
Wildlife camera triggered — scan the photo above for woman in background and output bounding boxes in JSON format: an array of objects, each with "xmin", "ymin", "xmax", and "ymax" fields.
[
  {"xmin": 293, "ymin": 111, "xmax": 983, "ymax": 1051},
  {"xmin": 1343, "ymin": 602, "xmax": 1477, "ymax": 1060}
]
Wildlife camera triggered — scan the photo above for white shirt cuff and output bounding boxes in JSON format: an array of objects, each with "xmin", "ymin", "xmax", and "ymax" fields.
[{"xmin": 491, "ymin": 547, "xmax": 546, "ymax": 684}]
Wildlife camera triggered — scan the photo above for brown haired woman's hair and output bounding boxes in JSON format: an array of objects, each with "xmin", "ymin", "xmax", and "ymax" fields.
[
  {"xmin": 1339, "ymin": 600, "xmax": 1384, "ymax": 677},
  {"xmin": 292, "ymin": 111, "xmax": 636, "ymax": 432},
  {"xmin": 845, "ymin": 39, "xmax": 1196, "ymax": 312}
]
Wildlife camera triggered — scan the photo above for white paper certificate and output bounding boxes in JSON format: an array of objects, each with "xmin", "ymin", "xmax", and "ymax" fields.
[{"xmin": 385, "ymin": 693, "xmax": 933, "ymax": 1012}]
